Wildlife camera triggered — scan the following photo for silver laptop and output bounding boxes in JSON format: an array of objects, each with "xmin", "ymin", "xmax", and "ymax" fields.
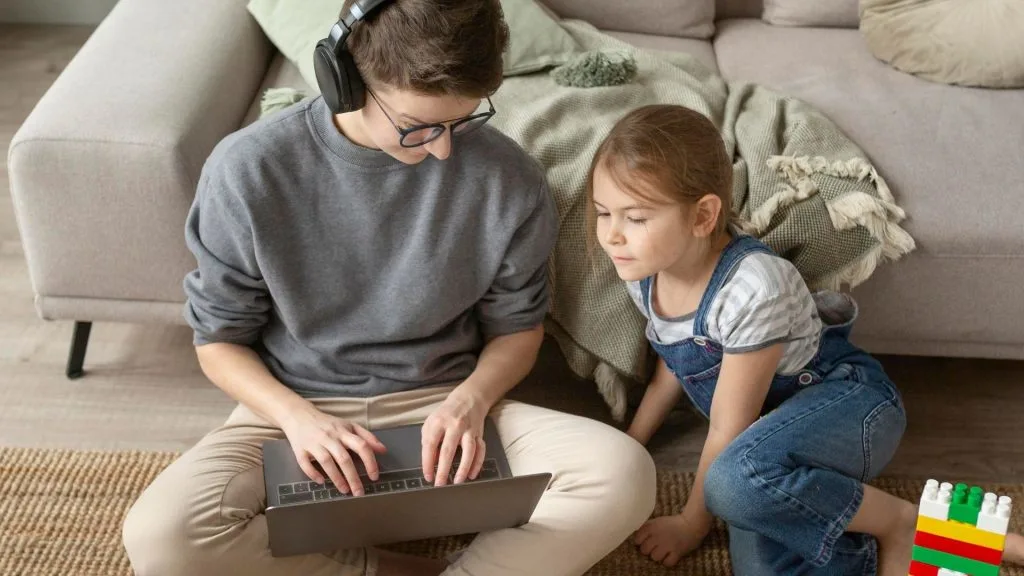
[{"xmin": 263, "ymin": 417, "xmax": 551, "ymax": 557}]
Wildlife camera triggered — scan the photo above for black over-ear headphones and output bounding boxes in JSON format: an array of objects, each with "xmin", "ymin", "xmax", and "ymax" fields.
[{"xmin": 314, "ymin": 0, "xmax": 394, "ymax": 114}]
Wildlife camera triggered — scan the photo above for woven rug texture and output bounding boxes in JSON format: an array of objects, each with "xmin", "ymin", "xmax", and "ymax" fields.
[{"xmin": 1, "ymin": 447, "xmax": 1021, "ymax": 575}]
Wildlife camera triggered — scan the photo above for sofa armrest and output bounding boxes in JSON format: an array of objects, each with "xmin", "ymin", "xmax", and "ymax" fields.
[{"xmin": 8, "ymin": 0, "xmax": 272, "ymax": 318}]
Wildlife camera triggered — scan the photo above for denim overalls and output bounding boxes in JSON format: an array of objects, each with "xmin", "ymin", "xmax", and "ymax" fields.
[{"xmin": 640, "ymin": 234, "xmax": 907, "ymax": 575}]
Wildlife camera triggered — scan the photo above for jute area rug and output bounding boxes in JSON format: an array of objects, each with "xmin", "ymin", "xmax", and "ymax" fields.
[{"xmin": 1, "ymin": 447, "xmax": 1021, "ymax": 576}]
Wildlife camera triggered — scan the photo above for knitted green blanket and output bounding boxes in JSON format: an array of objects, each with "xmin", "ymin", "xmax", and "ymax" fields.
[{"xmin": 260, "ymin": 20, "xmax": 914, "ymax": 420}]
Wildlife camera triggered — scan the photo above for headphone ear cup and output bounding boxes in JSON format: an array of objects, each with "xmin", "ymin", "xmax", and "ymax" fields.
[
  {"xmin": 337, "ymin": 49, "xmax": 366, "ymax": 112},
  {"xmin": 314, "ymin": 40, "xmax": 345, "ymax": 114}
]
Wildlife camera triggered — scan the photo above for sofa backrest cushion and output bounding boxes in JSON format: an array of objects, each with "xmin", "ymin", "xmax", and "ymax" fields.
[
  {"xmin": 763, "ymin": 0, "xmax": 859, "ymax": 28},
  {"xmin": 540, "ymin": 0, "xmax": 715, "ymax": 38}
]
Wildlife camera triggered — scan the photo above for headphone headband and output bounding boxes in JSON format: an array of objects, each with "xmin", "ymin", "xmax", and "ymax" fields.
[{"xmin": 330, "ymin": 0, "xmax": 392, "ymax": 52}]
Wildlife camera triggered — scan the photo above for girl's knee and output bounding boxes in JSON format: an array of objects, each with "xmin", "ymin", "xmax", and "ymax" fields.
[{"xmin": 704, "ymin": 445, "xmax": 763, "ymax": 525}]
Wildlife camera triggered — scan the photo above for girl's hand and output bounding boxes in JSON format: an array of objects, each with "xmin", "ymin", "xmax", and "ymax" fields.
[
  {"xmin": 625, "ymin": 357, "xmax": 683, "ymax": 446},
  {"xmin": 280, "ymin": 406, "xmax": 387, "ymax": 496},
  {"xmin": 634, "ymin": 511, "xmax": 713, "ymax": 567},
  {"xmin": 421, "ymin": 388, "xmax": 489, "ymax": 486}
]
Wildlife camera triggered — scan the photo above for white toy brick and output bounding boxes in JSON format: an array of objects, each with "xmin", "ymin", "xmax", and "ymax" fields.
[
  {"xmin": 919, "ymin": 478, "xmax": 952, "ymax": 521},
  {"xmin": 977, "ymin": 494, "xmax": 1013, "ymax": 535},
  {"xmin": 937, "ymin": 569, "xmax": 967, "ymax": 576}
]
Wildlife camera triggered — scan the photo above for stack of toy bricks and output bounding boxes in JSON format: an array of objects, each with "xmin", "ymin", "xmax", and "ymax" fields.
[{"xmin": 910, "ymin": 479, "xmax": 1013, "ymax": 576}]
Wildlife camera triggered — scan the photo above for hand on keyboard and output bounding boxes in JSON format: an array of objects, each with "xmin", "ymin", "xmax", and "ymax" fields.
[
  {"xmin": 420, "ymin": 388, "xmax": 489, "ymax": 486},
  {"xmin": 277, "ymin": 459, "xmax": 501, "ymax": 505},
  {"xmin": 279, "ymin": 406, "xmax": 388, "ymax": 497}
]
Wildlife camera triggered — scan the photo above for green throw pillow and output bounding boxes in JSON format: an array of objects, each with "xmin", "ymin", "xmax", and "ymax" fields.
[
  {"xmin": 500, "ymin": 0, "xmax": 579, "ymax": 75},
  {"xmin": 246, "ymin": 0, "xmax": 580, "ymax": 92}
]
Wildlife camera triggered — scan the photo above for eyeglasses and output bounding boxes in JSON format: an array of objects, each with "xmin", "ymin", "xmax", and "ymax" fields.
[{"xmin": 367, "ymin": 88, "xmax": 496, "ymax": 148}]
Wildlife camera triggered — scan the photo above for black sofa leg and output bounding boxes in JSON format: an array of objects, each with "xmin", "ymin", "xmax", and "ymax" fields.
[{"xmin": 66, "ymin": 321, "xmax": 92, "ymax": 380}]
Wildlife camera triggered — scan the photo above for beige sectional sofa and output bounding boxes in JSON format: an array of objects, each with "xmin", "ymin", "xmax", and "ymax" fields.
[{"xmin": 8, "ymin": 0, "xmax": 1024, "ymax": 378}]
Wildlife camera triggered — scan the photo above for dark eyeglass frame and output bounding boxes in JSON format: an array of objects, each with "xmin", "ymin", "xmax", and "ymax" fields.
[{"xmin": 367, "ymin": 88, "xmax": 496, "ymax": 148}]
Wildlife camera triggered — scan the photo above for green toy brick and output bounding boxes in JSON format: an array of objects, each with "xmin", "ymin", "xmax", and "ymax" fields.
[
  {"xmin": 912, "ymin": 545, "xmax": 1000, "ymax": 576},
  {"xmin": 949, "ymin": 484, "xmax": 984, "ymax": 526}
]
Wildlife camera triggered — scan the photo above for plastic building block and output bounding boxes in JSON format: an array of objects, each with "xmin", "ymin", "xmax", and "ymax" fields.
[
  {"xmin": 919, "ymin": 479, "xmax": 952, "ymax": 521},
  {"xmin": 913, "ymin": 529, "xmax": 1003, "ymax": 564},
  {"xmin": 909, "ymin": 560, "xmax": 939, "ymax": 576},
  {"xmin": 948, "ymin": 484, "xmax": 984, "ymax": 525},
  {"xmin": 912, "ymin": 478, "xmax": 1009, "ymax": 576},
  {"xmin": 911, "ymin": 545, "xmax": 999, "ymax": 576},
  {"xmin": 917, "ymin": 515, "xmax": 1006, "ymax": 550},
  {"xmin": 977, "ymin": 494, "xmax": 1013, "ymax": 536},
  {"xmin": 909, "ymin": 562, "xmax": 968, "ymax": 576}
]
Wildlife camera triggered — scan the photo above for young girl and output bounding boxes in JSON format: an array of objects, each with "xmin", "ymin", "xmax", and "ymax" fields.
[{"xmin": 587, "ymin": 104, "xmax": 1024, "ymax": 575}]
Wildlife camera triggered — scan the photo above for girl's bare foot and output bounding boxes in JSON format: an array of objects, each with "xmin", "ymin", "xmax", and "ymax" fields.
[
  {"xmin": 874, "ymin": 499, "xmax": 918, "ymax": 576},
  {"xmin": 1005, "ymin": 532, "xmax": 1024, "ymax": 565},
  {"xmin": 634, "ymin": 513, "xmax": 709, "ymax": 568}
]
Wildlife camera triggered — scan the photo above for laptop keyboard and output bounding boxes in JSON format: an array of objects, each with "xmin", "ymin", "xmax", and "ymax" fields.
[{"xmin": 277, "ymin": 458, "xmax": 501, "ymax": 505}]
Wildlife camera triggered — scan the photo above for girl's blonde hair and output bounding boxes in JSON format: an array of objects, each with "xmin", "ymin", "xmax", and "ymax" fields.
[{"xmin": 585, "ymin": 105, "xmax": 735, "ymax": 251}]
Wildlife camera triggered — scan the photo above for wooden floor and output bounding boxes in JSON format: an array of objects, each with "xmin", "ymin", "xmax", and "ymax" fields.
[{"xmin": 3, "ymin": 24, "xmax": 1024, "ymax": 485}]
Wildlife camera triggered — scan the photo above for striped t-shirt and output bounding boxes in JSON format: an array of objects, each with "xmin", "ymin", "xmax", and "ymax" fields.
[{"xmin": 627, "ymin": 252, "xmax": 822, "ymax": 375}]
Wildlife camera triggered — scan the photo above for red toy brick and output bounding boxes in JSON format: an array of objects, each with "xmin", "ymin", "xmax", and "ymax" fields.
[
  {"xmin": 908, "ymin": 560, "xmax": 939, "ymax": 576},
  {"xmin": 913, "ymin": 530, "xmax": 1003, "ymax": 565}
]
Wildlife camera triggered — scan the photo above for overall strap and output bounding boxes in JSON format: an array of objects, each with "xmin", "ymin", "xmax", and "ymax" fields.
[
  {"xmin": 693, "ymin": 234, "xmax": 776, "ymax": 336},
  {"xmin": 639, "ymin": 275, "xmax": 654, "ymax": 316}
]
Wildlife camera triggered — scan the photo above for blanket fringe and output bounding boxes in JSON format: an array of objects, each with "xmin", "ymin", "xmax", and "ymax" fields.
[
  {"xmin": 594, "ymin": 362, "xmax": 628, "ymax": 422},
  {"xmin": 748, "ymin": 177, "xmax": 818, "ymax": 233},
  {"xmin": 827, "ymin": 192, "xmax": 916, "ymax": 260},
  {"xmin": 813, "ymin": 244, "xmax": 884, "ymax": 291},
  {"xmin": 767, "ymin": 156, "xmax": 906, "ymax": 219},
  {"xmin": 764, "ymin": 155, "xmax": 916, "ymax": 289}
]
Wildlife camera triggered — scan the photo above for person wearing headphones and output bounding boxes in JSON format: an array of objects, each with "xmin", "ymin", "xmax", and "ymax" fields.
[{"xmin": 121, "ymin": 1, "xmax": 655, "ymax": 575}]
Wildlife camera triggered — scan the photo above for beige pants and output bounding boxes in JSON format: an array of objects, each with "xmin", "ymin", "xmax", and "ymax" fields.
[{"xmin": 123, "ymin": 385, "xmax": 656, "ymax": 576}]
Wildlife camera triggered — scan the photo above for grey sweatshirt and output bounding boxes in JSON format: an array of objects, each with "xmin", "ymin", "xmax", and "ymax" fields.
[{"xmin": 183, "ymin": 96, "xmax": 557, "ymax": 397}]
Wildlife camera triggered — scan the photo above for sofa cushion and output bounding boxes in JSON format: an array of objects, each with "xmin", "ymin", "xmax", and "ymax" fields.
[
  {"xmin": 603, "ymin": 31, "xmax": 719, "ymax": 74},
  {"xmin": 541, "ymin": 0, "xmax": 715, "ymax": 39},
  {"xmin": 860, "ymin": 0, "xmax": 1024, "ymax": 88},
  {"xmin": 713, "ymin": 19, "xmax": 1024, "ymax": 257},
  {"xmin": 764, "ymin": 0, "xmax": 858, "ymax": 28}
]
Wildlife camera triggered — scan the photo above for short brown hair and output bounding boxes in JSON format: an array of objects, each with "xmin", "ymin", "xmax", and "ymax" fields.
[
  {"xmin": 585, "ymin": 105, "xmax": 735, "ymax": 245},
  {"xmin": 341, "ymin": 0, "xmax": 509, "ymax": 97}
]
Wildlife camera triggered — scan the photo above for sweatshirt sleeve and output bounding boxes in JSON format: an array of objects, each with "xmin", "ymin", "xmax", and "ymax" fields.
[
  {"xmin": 475, "ymin": 179, "xmax": 558, "ymax": 338},
  {"xmin": 182, "ymin": 161, "xmax": 271, "ymax": 347}
]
